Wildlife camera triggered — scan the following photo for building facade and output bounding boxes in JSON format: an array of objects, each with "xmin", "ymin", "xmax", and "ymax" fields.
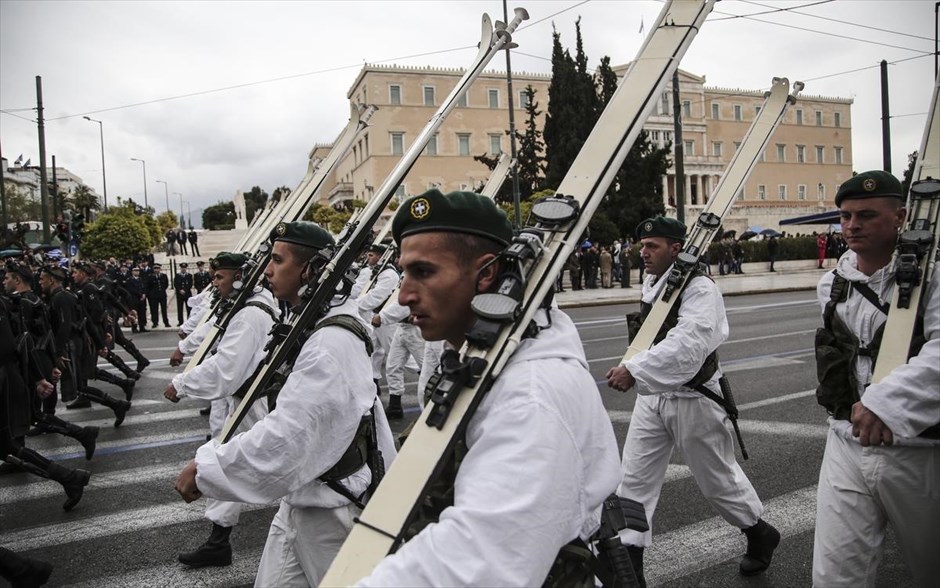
[{"xmin": 322, "ymin": 64, "xmax": 853, "ymax": 232}]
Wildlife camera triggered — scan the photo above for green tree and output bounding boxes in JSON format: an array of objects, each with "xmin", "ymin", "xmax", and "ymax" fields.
[
  {"xmin": 304, "ymin": 203, "xmax": 351, "ymax": 234},
  {"xmin": 80, "ymin": 213, "xmax": 151, "ymax": 260},
  {"xmin": 2, "ymin": 184, "xmax": 41, "ymax": 223},
  {"xmin": 901, "ymin": 150, "xmax": 918, "ymax": 196},
  {"xmin": 243, "ymin": 186, "xmax": 269, "ymax": 223},
  {"xmin": 203, "ymin": 202, "xmax": 235, "ymax": 230},
  {"xmin": 113, "ymin": 197, "xmax": 161, "ymax": 245},
  {"xmin": 68, "ymin": 184, "xmax": 100, "ymax": 218},
  {"xmin": 156, "ymin": 211, "xmax": 179, "ymax": 235}
]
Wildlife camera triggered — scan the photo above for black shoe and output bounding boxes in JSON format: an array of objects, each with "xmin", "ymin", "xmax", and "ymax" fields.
[
  {"xmin": 49, "ymin": 463, "xmax": 91, "ymax": 511},
  {"xmin": 139, "ymin": 328, "xmax": 149, "ymax": 333},
  {"xmin": 112, "ymin": 400, "xmax": 131, "ymax": 427},
  {"xmin": 66, "ymin": 397, "xmax": 91, "ymax": 410},
  {"xmin": 740, "ymin": 519, "xmax": 781, "ymax": 576},
  {"xmin": 120, "ymin": 378, "xmax": 136, "ymax": 401},
  {"xmin": 76, "ymin": 426, "xmax": 99, "ymax": 460},
  {"xmin": 125, "ymin": 370, "xmax": 141, "ymax": 381},
  {"xmin": 199, "ymin": 406, "xmax": 211, "ymax": 416},
  {"xmin": 164, "ymin": 323, "xmax": 171, "ymax": 328},
  {"xmin": 152, "ymin": 323, "xmax": 158, "ymax": 329},
  {"xmin": 385, "ymin": 395, "xmax": 404, "ymax": 420},
  {"xmin": 137, "ymin": 357, "xmax": 151, "ymax": 373},
  {"xmin": 26, "ymin": 425, "xmax": 48, "ymax": 437},
  {"xmin": 178, "ymin": 523, "xmax": 233, "ymax": 568},
  {"xmin": 3, "ymin": 551, "xmax": 53, "ymax": 587},
  {"xmin": 627, "ymin": 546, "xmax": 646, "ymax": 588}
]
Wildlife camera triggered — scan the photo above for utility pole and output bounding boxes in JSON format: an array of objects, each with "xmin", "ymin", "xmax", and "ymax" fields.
[
  {"xmin": 0, "ymin": 141, "xmax": 7, "ymax": 230},
  {"xmin": 671, "ymin": 71, "xmax": 686, "ymax": 224},
  {"xmin": 51, "ymin": 154, "xmax": 58, "ymax": 219},
  {"xmin": 503, "ymin": 0, "xmax": 521, "ymax": 227},
  {"xmin": 36, "ymin": 75, "xmax": 51, "ymax": 243},
  {"xmin": 880, "ymin": 60, "xmax": 891, "ymax": 173}
]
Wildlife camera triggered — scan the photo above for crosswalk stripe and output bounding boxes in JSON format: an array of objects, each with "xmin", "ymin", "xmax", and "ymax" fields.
[
  {"xmin": 646, "ymin": 486, "xmax": 818, "ymax": 586},
  {"xmin": 60, "ymin": 407, "xmax": 204, "ymax": 429},
  {"xmin": 0, "ymin": 462, "xmax": 187, "ymax": 504},
  {"xmin": 61, "ymin": 549, "xmax": 263, "ymax": 588},
  {"xmin": 39, "ymin": 429, "xmax": 208, "ymax": 460}
]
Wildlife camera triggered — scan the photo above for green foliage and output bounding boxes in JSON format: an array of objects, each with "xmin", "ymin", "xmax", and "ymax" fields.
[
  {"xmin": 2, "ymin": 183, "xmax": 40, "ymax": 223},
  {"xmin": 68, "ymin": 184, "xmax": 100, "ymax": 218},
  {"xmin": 587, "ymin": 212, "xmax": 619, "ymax": 246},
  {"xmin": 156, "ymin": 211, "xmax": 178, "ymax": 234},
  {"xmin": 203, "ymin": 202, "xmax": 235, "ymax": 230},
  {"xmin": 80, "ymin": 213, "xmax": 152, "ymax": 260},
  {"xmin": 901, "ymin": 150, "xmax": 917, "ymax": 196},
  {"xmin": 705, "ymin": 235, "xmax": 819, "ymax": 263},
  {"xmin": 243, "ymin": 186, "xmax": 269, "ymax": 223},
  {"xmin": 304, "ymin": 203, "xmax": 350, "ymax": 234},
  {"xmin": 600, "ymin": 129, "xmax": 671, "ymax": 238},
  {"xmin": 112, "ymin": 198, "xmax": 161, "ymax": 244}
]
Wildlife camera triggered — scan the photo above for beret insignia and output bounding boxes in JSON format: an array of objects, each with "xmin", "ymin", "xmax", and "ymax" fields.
[
  {"xmin": 644, "ymin": 221, "xmax": 653, "ymax": 232},
  {"xmin": 863, "ymin": 178, "xmax": 876, "ymax": 192},
  {"xmin": 275, "ymin": 222, "xmax": 287, "ymax": 236},
  {"xmin": 410, "ymin": 197, "xmax": 430, "ymax": 220}
]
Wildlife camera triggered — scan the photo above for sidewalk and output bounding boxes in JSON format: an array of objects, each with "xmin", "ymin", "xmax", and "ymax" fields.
[{"xmin": 556, "ymin": 258, "xmax": 831, "ymax": 309}]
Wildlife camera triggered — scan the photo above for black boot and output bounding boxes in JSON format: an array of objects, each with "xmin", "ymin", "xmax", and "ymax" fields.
[
  {"xmin": 0, "ymin": 547, "xmax": 54, "ymax": 588},
  {"xmin": 82, "ymin": 388, "xmax": 130, "ymax": 427},
  {"xmin": 178, "ymin": 523, "xmax": 233, "ymax": 568},
  {"xmin": 199, "ymin": 406, "xmax": 211, "ymax": 416},
  {"xmin": 739, "ymin": 519, "xmax": 780, "ymax": 576},
  {"xmin": 124, "ymin": 341, "xmax": 150, "ymax": 373},
  {"xmin": 65, "ymin": 396, "xmax": 91, "ymax": 410},
  {"xmin": 626, "ymin": 546, "xmax": 646, "ymax": 588},
  {"xmin": 10, "ymin": 448, "xmax": 91, "ymax": 511},
  {"xmin": 106, "ymin": 352, "xmax": 140, "ymax": 381},
  {"xmin": 34, "ymin": 415, "xmax": 99, "ymax": 460},
  {"xmin": 95, "ymin": 369, "xmax": 135, "ymax": 401},
  {"xmin": 385, "ymin": 395, "xmax": 403, "ymax": 420}
]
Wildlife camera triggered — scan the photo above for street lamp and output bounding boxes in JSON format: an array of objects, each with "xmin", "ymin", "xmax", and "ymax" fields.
[
  {"xmin": 130, "ymin": 158, "xmax": 148, "ymax": 209},
  {"xmin": 155, "ymin": 179, "xmax": 169, "ymax": 215},
  {"xmin": 173, "ymin": 192, "xmax": 184, "ymax": 228},
  {"xmin": 82, "ymin": 116, "xmax": 108, "ymax": 211}
]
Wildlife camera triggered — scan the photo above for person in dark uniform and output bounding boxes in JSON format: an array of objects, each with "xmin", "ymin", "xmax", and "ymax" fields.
[
  {"xmin": 193, "ymin": 260, "xmax": 211, "ymax": 293},
  {"xmin": 146, "ymin": 264, "xmax": 170, "ymax": 328},
  {"xmin": 177, "ymin": 228, "xmax": 189, "ymax": 256},
  {"xmin": 166, "ymin": 229, "xmax": 178, "ymax": 256},
  {"xmin": 174, "ymin": 262, "xmax": 194, "ymax": 326},
  {"xmin": 189, "ymin": 229, "xmax": 201, "ymax": 257},
  {"xmin": 126, "ymin": 267, "xmax": 148, "ymax": 333},
  {"xmin": 90, "ymin": 261, "xmax": 147, "ymax": 378}
]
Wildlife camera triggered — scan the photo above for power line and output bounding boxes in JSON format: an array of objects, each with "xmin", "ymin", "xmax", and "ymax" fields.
[
  {"xmin": 711, "ymin": 0, "xmax": 834, "ymax": 21},
  {"xmin": 517, "ymin": 0, "xmax": 590, "ymax": 31}
]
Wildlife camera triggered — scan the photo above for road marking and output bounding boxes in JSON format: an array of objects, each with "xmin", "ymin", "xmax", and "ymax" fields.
[
  {"xmin": 38, "ymin": 429, "xmax": 209, "ymax": 460},
  {"xmin": 62, "ymin": 406, "xmax": 203, "ymax": 428},
  {"xmin": 591, "ymin": 351, "xmax": 812, "ymax": 371},
  {"xmin": 0, "ymin": 461, "xmax": 188, "ymax": 504},
  {"xmin": 726, "ymin": 298, "xmax": 817, "ymax": 313},
  {"xmin": 62, "ymin": 549, "xmax": 263, "ymax": 588}
]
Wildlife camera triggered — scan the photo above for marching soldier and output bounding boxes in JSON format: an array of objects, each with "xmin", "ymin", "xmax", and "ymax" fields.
[
  {"xmin": 371, "ymin": 298, "xmax": 423, "ymax": 419},
  {"xmin": 165, "ymin": 253, "xmax": 279, "ymax": 568},
  {"xmin": 39, "ymin": 265, "xmax": 130, "ymax": 426},
  {"xmin": 606, "ymin": 217, "xmax": 779, "ymax": 584},
  {"xmin": 356, "ymin": 244, "xmax": 399, "ymax": 395},
  {"xmin": 352, "ymin": 190, "xmax": 621, "ymax": 585},
  {"xmin": 174, "ymin": 262, "xmax": 194, "ymax": 326},
  {"xmin": 812, "ymin": 171, "xmax": 939, "ymax": 586},
  {"xmin": 175, "ymin": 221, "xmax": 395, "ymax": 586},
  {"xmin": 91, "ymin": 261, "xmax": 150, "ymax": 375}
]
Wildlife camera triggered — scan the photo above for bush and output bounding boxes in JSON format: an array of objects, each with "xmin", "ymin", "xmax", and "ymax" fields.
[
  {"xmin": 80, "ymin": 214, "xmax": 152, "ymax": 260},
  {"xmin": 706, "ymin": 235, "xmax": 818, "ymax": 263}
]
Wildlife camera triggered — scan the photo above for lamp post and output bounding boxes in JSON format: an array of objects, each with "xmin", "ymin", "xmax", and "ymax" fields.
[
  {"xmin": 130, "ymin": 158, "xmax": 148, "ymax": 209},
  {"xmin": 82, "ymin": 116, "xmax": 108, "ymax": 210},
  {"xmin": 155, "ymin": 179, "xmax": 169, "ymax": 216},
  {"xmin": 173, "ymin": 192, "xmax": 184, "ymax": 228}
]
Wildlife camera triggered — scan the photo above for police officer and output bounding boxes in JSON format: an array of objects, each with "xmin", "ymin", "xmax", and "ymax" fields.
[
  {"xmin": 606, "ymin": 217, "xmax": 779, "ymax": 583},
  {"xmin": 174, "ymin": 262, "xmax": 194, "ymax": 326},
  {"xmin": 189, "ymin": 229, "xmax": 201, "ymax": 257},
  {"xmin": 126, "ymin": 267, "xmax": 147, "ymax": 333},
  {"xmin": 193, "ymin": 260, "xmax": 211, "ymax": 293},
  {"xmin": 812, "ymin": 171, "xmax": 939, "ymax": 587},
  {"xmin": 175, "ymin": 221, "xmax": 396, "ymax": 586},
  {"xmin": 146, "ymin": 263, "xmax": 170, "ymax": 328}
]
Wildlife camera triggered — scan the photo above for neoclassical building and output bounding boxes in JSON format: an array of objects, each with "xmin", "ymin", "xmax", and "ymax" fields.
[{"xmin": 318, "ymin": 63, "xmax": 853, "ymax": 231}]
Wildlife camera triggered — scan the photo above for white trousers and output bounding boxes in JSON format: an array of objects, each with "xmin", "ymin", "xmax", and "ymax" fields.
[
  {"xmin": 385, "ymin": 324, "xmax": 425, "ymax": 398},
  {"xmin": 418, "ymin": 340, "xmax": 444, "ymax": 409},
  {"xmin": 812, "ymin": 429, "xmax": 940, "ymax": 587},
  {"xmin": 618, "ymin": 393, "xmax": 763, "ymax": 547},
  {"xmin": 254, "ymin": 500, "xmax": 358, "ymax": 587},
  {"xmin": 370, "ymin": 324, "xmax": 395, "ymax": 380}
]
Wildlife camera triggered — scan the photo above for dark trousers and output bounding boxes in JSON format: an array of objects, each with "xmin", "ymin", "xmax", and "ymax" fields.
[
  {"xmin": 135, "ymin": 298, "xmax": 148, "ymax": 331},
  {"xmin": 189, "ymin": 241, "xmax": 200, "ymax": 256},
  {"xmin": 148, "ymin": 296, "xmax": 169, "ymax": 327},
  {"xmin": 176, "ymin": 293, "xmax": 191, "ymax": 325},
  {"xmin": 178, "ymin": 239, "xmax": 188, "ymax": 255}
]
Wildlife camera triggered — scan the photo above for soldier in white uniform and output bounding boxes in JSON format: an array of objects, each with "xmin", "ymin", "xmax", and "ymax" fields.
[
  {"xmin": 355, "ymin": 190, "xmax": 621, "ymax": 586},
  {"xmin": 371, "ymin": 298, "xmax": 424, "ymax": 419},
  {"xmin": 164, "ymin": 252, "xmax": 278, "ymax": 568},
  {"xmin": 812, "ymin": 170, "xmax": 940, "ymax": 587},
  {"xmin": 175, "ymin": 221, "xmax": 396, "ymax": 587},
  {"xmin": 606, "ymin": 216, "xmax": 779, "ymax": 585},
  {"xmin": 356, "ymin": 244, "xmax": 399, "ymax": 394}
]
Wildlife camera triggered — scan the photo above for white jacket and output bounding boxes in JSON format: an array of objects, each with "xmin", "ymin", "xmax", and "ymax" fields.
[
  {"xmin": 624, "ymin": 269, "xmax": 728, "ymax": 397},
  {"xmin": 357, "ymin": 265, "xmax": 399, "ymax": 321},
  {"xmin": 194, "ymin": 297, "xmax": 397, "ymax": 508},
  {"xmin": 817, "ymin": 250, "xmax": 940, "ymax": 444},
  {"xmin": 357, "ymin": 308, "xmax": 621, "ymax": 587}
]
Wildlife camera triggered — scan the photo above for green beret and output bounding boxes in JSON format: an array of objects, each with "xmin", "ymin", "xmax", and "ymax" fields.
[
  {"xmin": 72, "ymin": 262, "xmax": 94, "ymax": 274},
  {"xmin": 210, "ymin": 252, "xmax": 247, "ymax": 271},
  {"xmin": 635, "ymin": 216, "xmax": 687, "ymax": 242},
  {"xmin": 368, "ymin": 243, "xmax": 388, "ymax": 254},
  {"xmin": 270, "ymin": 221, "xmax": 334, "ymax": 249},
  {"xmin": 392, "ymin": 189, "xmax": 513, "ymax": 247},
  {"xmin": 5, "ymin": 261, "xmax": 33, "ymax": 281},
  {"xmin": 42, "ymin": 265, "xmax": 68, "ymax": 281},
  {"xmin": 835, "ymin": 170, "xmax": 904, "ymax": 207}
]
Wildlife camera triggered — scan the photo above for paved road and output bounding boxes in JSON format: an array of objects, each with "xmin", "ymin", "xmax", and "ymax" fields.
[{"xmin": 1, "ymin": 291, "xmax": 915, "ymax": 587}]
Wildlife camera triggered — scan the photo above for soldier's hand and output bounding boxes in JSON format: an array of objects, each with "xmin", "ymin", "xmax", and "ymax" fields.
[
  {"xmin": 606, "ymin": 365, "xmax": 636, "ymax": 392},
  {"xmin": 97, "ymin": 347, "xmax": 109, "ymax": 358},
  {"xmin": 105, "ymin": 333, "xmax": 113, "ymax": 346},
  {"xmin": 35, "ymin": 379, "xmax": 54, "ymax": 399},
  {"xmin": 169, "ymin": 348, "xmax": 185, "ymax": 367},
  {"xmin": 164, "ymin": 384, "xmax": 180, "ymax": 403},
  {"xmin": 851, "ymin": 401, "xmax": 894, "ymax": 446},
  {"xmin": 51, "ymin": 368, "xmax": 62, "ymax": 383},
  {"xmin": 371, "ymin": 315, "xmax": 382, "ymax": 327},
  {"xmin": 175, "ymin": 460, "xmax": 202, "ymax": 503}
]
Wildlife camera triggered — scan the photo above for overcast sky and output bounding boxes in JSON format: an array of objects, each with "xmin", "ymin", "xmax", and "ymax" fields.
[{"xmin": 1, "ymin": 0, "xmax": 936, "ymax": 221}]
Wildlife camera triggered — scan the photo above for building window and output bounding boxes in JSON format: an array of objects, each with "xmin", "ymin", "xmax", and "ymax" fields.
[
  {"xmin": 798, "ymin": 184, "xmax": 807, "ymax": 200},
  {"xmin": 651, "ymin": 130, "xmax": 661, "ymax": 143},
  {"xmin": 489, "ymin": 134, "xmax": 502, "ymax": 155},
  {"xmin": 815, "ymin": 111, "xmax": 823, "ymax": 126},
  {"xmin": 390, "ymin": 132, "xmax": 404, "ymax": 155},
  {"xmin": 817, "ymin": 183, "xmax": 826, "ymax": 200},
  {"xmin": 778, "ymin": 185, "xmax": 787, "ymax": 200},
  {"xmin": 796, "ymin": 109, "xmax": 804, "ymax": 125},
  {"xmin": 758, "ymin": 184, "xmax": 766, "ymax": 200},
  {"xmin": 683, "ymin": 100, "xmax": 691, "ymax": 118},
  {"xmin": 816, "ymin": 145, "xmax": 824, "ymax": 163},
  {"xmin": 755, "ymin": 105, "xmax": 762, "ymax": 116},
  {"xmin": 394, "ymin": 185, "xmax": 406, "ymax": 200},
  {"xmin": 736, "ymin": 187, "xmax": 745, "ymax": 201},
  {"xmin": 426, "ymin": 133, "xmax": 438, "ymax": 156},
  {"xmin": 776, "ymin": 144, "xmax": 786, "ymax": 162},
  {"xmin": 734, "ymin": 104, "xmax": 742, "ymax": 121},
  {"xmin": 457, "ymin": 93, "xmax": 468, "ymax": 108},
  {"xmin": 664, "ymin": 130, "xmax": 672, "ymax": 143},
  {"xmin": 457, "ymin": 133, "xmax": 471, "ymax": 156},
  {"xmin": 488, "ymin": 89, "xmax": 499, "ymax": 109},
  {"xmin": 711, "ymin": 103, "xmax": 719, "ymax": 119},
  {"xmin": 389, "ymin": 85, "xmax": 401, "ymax": 105},
  {"xmin": 661, "ymin": 93, "xmax": 670, "ymax": 115},
  {"xmin": 835, "ymin": 146, "xmax": 844, "ymax": 165},
  {"xmin": 834, "ymin": 112, "xmax": 841, "ymax": 127},
  {"xmin": 684, "ymin": 140, "xmax": 694, "ymax": 156},
  {"xmin": 519, "ymin": 90, "xmax": 531, "ymax": 108},
  {"xmin": 423, "ymin": 86, "xmax": 435, "ymax": 106},
  {"xmin": 712, "ymin": 141, "xmax": 722, "ymax": 157},
  {"xmin": 733, "ymin": 141, "xmax": 741, "ymax": 153},
  {"xmin": 797, "ymin": 145, "xmax": 805, "ymax": 163}
]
